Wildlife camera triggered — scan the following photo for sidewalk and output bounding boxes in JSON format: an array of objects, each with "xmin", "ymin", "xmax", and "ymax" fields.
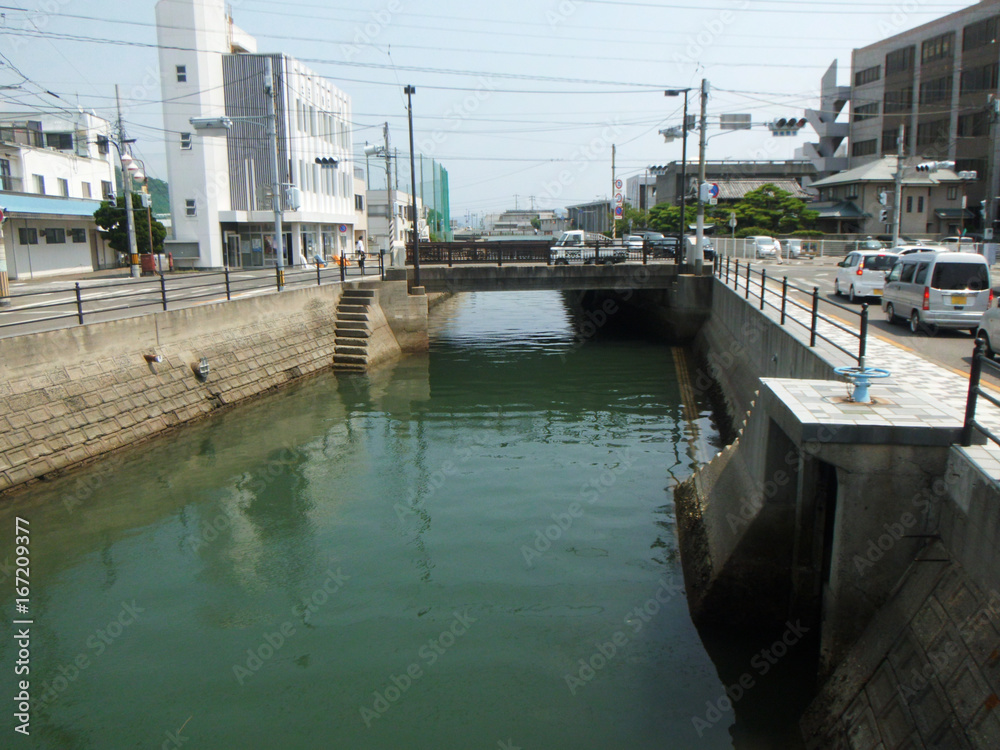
[{"xmin": 721, "ymin": 273, "xmax": 1000, "ymax": 478}]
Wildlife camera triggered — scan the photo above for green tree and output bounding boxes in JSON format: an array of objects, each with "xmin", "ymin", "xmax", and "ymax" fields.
[
  {"xmin": 729, "ymin": 184, "xmax": 817, "ymax": 234},
  {"xmin": 94, "ymin": 194, "xmax": 167, "ymax": 255},
  {"xmin": 530, "ymin": 216, "xmax": 541, "ymax": 230},
  {"xmin": 613, "ymin": 203, "xmax": 648, "ymax": 236},
  {"xmin": 647, "ymin": 203, "xmax": 697, "ymax": 234}
]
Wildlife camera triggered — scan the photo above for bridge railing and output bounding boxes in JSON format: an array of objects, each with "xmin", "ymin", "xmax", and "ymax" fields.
[
  {"xmin": 963, "ymin": 340, "xmax": 1000, "ymax": 447},
  {"xmin": 407, "ymin": 240, "xmax": 683, "ymax": 266},
  {"xmin": 717, "ymin": 254, "xmax": 869, "ymax": 367},
  {"xmin": 0, "ymin": 256, "xmax": 386, "ymax": 338}
]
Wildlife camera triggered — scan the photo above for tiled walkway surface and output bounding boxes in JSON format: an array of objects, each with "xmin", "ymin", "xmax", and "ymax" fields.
[{"xmin": 718, "ymin": 274, "xmax": 1000, "ymax": 478}]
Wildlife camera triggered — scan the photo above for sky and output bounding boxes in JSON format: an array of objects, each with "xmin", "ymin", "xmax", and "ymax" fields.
[{"xmin": 0, "ymin": 0, "xmax": 976, "ymax": 224}]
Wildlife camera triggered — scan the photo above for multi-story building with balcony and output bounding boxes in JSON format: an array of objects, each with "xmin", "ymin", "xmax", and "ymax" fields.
[
  {"xmin": 155, "ymin": 0, "xmax": 364, "ymax": 269},
  {"xmin": 0, "ymin": 111, "xmax": 116, "ymax": 278}
]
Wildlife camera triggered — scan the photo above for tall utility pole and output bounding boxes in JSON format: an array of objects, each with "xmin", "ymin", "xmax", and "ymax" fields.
[
  {"xmin": 115, "ymin": 86, "xmax": 140, "ymax": 279},
  {"xmin": 264, "ymin": 59, "xmax": 284, "ymax": 289},
  {"xmin": 891, "ymin": 124, "xmax": 906, "ymax": 249},
  {"xmin": 985, "ymin": 96, "xmax": 1000, "ymax": 239},
  {"xmin": 694, "ymin": 78, "xmax": 709, "ymax": 274},
  {"xmin": 384, "ymin": 122, "xmax": 394, "ymax": 257},
  {"xmin": 611, "ymin": 144, "xmax": 617, "ymax": 239},
  {"xmin": 0, "ymin": 213, "xmax": 9, "ymax": 307},
  {"xmin": 405, "ymin": 85, "xmax": 420, "ymax": 287}
]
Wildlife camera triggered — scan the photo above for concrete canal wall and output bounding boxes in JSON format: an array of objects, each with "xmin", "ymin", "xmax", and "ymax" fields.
[
  {"xmin": 0, "ymin": 279, "xmax": 427, "ymax": 495},
  {"xmin": 682, "ymin": 277, "xmax": 1000, "ymax": 748}
]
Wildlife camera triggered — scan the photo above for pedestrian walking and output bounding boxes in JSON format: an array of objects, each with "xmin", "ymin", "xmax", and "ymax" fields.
[{"xmin": 357, "ymin": 237, "xmax": 366, "ymax": 275}]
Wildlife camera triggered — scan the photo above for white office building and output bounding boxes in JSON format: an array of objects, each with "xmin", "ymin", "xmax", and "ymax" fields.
[
  {"xmin": 155, "ymin": 0, "xmax": 364, "ymax": 269},
  {"xmin": 0, "ymin": 112, "xmax": 116, "ymax": 278}
]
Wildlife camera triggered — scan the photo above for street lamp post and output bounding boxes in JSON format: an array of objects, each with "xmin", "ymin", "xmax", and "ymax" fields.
[
  {"xmin": 405, "ymin": 85, "xmax": 420, "ymax": 288},
  {"xmin": 664, "ymin": 89, "xmax": 691, "ymax": 258},
  {"xmin": 114, "ymin": 85, "xmax": 141, "ymax": 279}
]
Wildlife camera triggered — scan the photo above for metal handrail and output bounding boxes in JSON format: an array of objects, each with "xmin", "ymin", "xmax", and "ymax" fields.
[
  {"xmin": 963, "ymin": 340, "xmax": 1000, "ymax": 446},
  {"xmin": 0, "ymin": 261, "xmax": 367, "ymax": 337},
  {"xmin": 721, "ymin": 260, "xmax": 868, "ymax": 366}
]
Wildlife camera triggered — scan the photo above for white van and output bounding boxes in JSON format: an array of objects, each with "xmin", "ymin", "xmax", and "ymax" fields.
[{"xmin": 882, "ymin": 251, "xmax": 992, "ymax": 334}]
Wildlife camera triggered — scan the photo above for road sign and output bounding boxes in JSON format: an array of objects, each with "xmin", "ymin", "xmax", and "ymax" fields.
[
  {"xmin": 614, "ymin": 206, "xmax": 623, "ymax": 217},
  {"xmin": 615, "ymin": 193, "xmax": 623, "ymax": 204},
  {"xmin": 615, "ymin": 179, "xmax": 623, "ymax": 190},
  {"xmin": 709, "ymin": 198, "xmax": 718, "ymax": 205},
  {"xmin": 728, "ymin": 212, "xmax": 737, "ymax": 228},
  {"xmin": 708, "ymin": 183, "xmax": 720, "ymax": 198}
]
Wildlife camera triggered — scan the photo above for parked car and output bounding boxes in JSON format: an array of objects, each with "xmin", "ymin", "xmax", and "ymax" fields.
[
  {"xmin": 858, "ymin": 238, "xmax": 885, "ymax": 250},
  {"xmin": 941, "ymin": 236, "xmax": 977, "ymax": 244},
  {"xmin": 882, "ymin": 251, "xmax": 992, "ymax": 334},
  {"xmin": 834, "ymin": 251, "xmax": 899, "ymax": 302},
  {"xmin": 784, "ymin": 238, "xmax": 803, "ymax": 258},
  {"xmin": 624, "ymin": 234, "xmax": 645, "ymax": 251},
  {"xmin": 746, "ymin": 236, "xmax": 778, "ymax": 258},
  {"xmin": 891, "ymin": 244, "xmax": 953, "ymax": 257},
  {"xmin": 683, "ymin": 235, "xmax": 715, "ymax": 262},
  {"xmin": 975, "ymin": 299, "xmax": 1000, "ymax": 358},
  {"xmin": 549, "ymin": 230, "xmax": 626, "ymax": 265},
  {"xmin": 632, "ymin": 231, "xmax": 679, "ymax": 258}
]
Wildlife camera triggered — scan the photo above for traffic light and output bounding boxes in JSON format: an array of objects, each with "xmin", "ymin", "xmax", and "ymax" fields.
[
  {"xmin": 879, "ymin": 208, "xmax": 889, "ymax": 223},
  {"xmin": 915, "ymin": 160, "xmax": 956, "ymax": 172},
  {"xmin": 767, "ymin": 117, "xmax": 807, "ymax": 136}
]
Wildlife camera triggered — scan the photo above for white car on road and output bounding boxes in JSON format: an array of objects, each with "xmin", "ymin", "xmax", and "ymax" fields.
[
  {"xmin": 746, "ymin": 236, "xmax": 778, "ymax": 259},
  {"xmin": 834, "ymin": 250, "xmax": 899, "ymax": 303}
]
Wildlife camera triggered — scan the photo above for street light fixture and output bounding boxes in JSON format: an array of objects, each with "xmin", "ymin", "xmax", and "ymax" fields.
[{"xmin": 664, "ymin": 89, "xmax": 692, "ymax": 258}]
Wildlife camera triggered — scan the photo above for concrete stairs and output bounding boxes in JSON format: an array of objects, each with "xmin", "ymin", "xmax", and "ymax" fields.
[{"xmin": 333, "ymin": 289, "xmax": 375, "ymax": 372}]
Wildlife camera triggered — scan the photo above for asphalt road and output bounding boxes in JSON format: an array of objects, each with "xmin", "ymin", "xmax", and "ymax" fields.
[{"xmin": 742, "ymin": 255, "xmax": 996, "ymax": 385}]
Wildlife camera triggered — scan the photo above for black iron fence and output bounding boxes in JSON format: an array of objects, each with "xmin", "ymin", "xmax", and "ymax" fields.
[
  {"xmin": 717, "ymin": 254, "xmax": 869, "ymax": 367},
  {"xmin": 406, "ymin": 240, "xmax": 684, "ymax": 266},
  {"xmin": 0, "ymin": 254, "xmax": 385, "ymax": 337},
  {"xmin": 963, "ymin": 340, "xmax": 1000, "ymax": 447}
]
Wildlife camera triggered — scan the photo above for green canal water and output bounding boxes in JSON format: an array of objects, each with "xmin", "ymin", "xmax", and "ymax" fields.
[{"xmin": 2, "ymin": 291, "xmax": 741, "ymax": 749}]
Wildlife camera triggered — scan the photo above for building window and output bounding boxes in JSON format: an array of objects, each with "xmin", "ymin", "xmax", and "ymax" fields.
[
  {"xmin": 919, "ymin": 75, "xmax": 952, "ymax": 104},
  {"xmin": 101, "ymin": 180, "xmax": 113, "ymax": 199},
  {"xmin": 185, "ymin": 199, "xmax": 197, "ymax": 217},
  {"xmin": 958, "ymin": 110, "xmax": 989, "ymax": 137},
  {"xmin": 355, "ymin": 194, "xmax": 364, "ymax": 211},
  {"xmin": 853, "ymin": 103, "xmax": 879, "ymax": 122},
  {"xmin": 855, "ymin": 66, "xmax": 881, "ymax": 86},
  {"xmin": 71, "ymin": 228, "xmax": 86, "ymax": 243},
  {"xmin": 176, "ymin": 65, "xmax": 187, "ymax": 83},
  {"xmin": 960, "ymin": 63, "xmax": 999, "ymax": 95},
  {"xmin": 921, "ymin": 32, "xmax": 954, "ymax": 64},
  {"xmin": 851, "ymin": 139, "xmax": 877, "ymax": 157},
  {"xmin": 885, "ymin": 46, "xmax": 915, "ymax": 76},
  {"xmin": 947, "ymin": 186, "xmax": 959, "ymax": 199},
  {"xmin": 906, "ymin": 196, "xmax": 913, "ymax": 213},
  {"xmin": 963, "ymin": 16, "xmax": 998, "ymax": 51},
  {"xmin": 918, "ymin": 196, "xmax": 924, "ymax": 213},
  {"xmin": 17, "ymin": 228, "xmax": 37, "ymax": 245},
  {"xmin": 97, "ymin": 136, "xmax": 109, "ymax": 155},
  {"xmin": 81, "ymin": 181, "xmax": 92, "ymax": 198},
  {"xmin": 882, "ymin": 127, "xmax": 900, "ymax": 153},
  {"xmin": 884, "ymin": 87, "xmax": 913, "ymax": 114},
  {"xmin": 43, "ymin": 228, "xmax": 66, "ymax": 244},
  {"xmin": 916, "ymin": 118, "xmax": 949, "ymax": 148},
  {"xmin": 45, "ymin": 132, "xmax": 73, "ymax": 150},
  {"xmin": 33, "ymin": 174, "xmax": 45, "ymax": 194},
  {"xmin": 58, "ymin": 178, "xmax": 69, "ymax": 197},
  {"xmin": 0, "ymin": 158, "xmax": 11, "ymax": 190},
  {"xmin": 180, "ymin": 132, "xmax": 192, "ymax": 150}
]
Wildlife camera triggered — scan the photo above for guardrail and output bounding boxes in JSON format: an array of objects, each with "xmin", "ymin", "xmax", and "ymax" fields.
[
  {"xmin": 716, "ymin": 254, "xmax": 869, "ymax": 367},
  {"xmin": 963, "ymin": 340, "xmax": 1000, "ymax": 446},
  {"xmin": 713, "ymin": 237, "xmax": 988, "ymax": 260},
  {"xmin": 0, "ymin": 254, "xmax": 385, "ymax": 337}
]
